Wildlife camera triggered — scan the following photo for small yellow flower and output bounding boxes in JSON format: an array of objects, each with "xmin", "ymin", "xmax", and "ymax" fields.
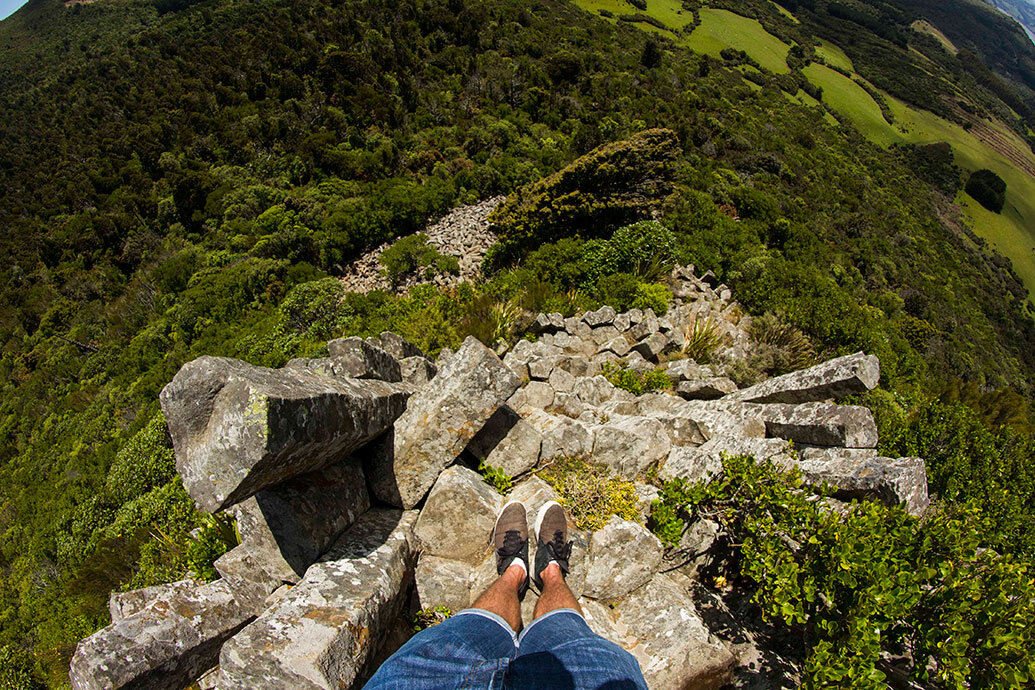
[{"xmin": 714, "ymin": 575, "xmax": 728, "ymax": 589}]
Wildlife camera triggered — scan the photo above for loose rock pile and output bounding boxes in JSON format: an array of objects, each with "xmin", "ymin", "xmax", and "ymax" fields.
[
  {"xmin": 69, "ymin": 265, "xmax": 930, "ymax": 690},
  {"xmin": 338, "ymin": 197, "xmax": 503, "ymax": 294}
]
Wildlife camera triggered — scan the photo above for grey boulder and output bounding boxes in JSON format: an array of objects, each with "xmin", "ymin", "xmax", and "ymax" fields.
[
  {"xmin": 399, "ymin": 356, "xmax": 437, "ymax": 386},
  {"xmin": 414, "ymin": 465, "xmax": 502, "ymax": 564},
  {"xmin": 797, "ymin": 452, "xmax": 930, "ymax": 515},
  {"xmin": 583, "ymin": 516, "xmax": 663, "ymax": 600},
  {"xmin": 760, "ymin": 403, "xmax": 878, "ymax": 448},
  {"xmin": 219, "ymin": 509, "xmax": 418, "ymax": 690},
  {"xmin": 70, "ymin": 579, "xmax": 254, "ymax": 690},
  {"xmin": 368, "ymin": 337, "xmax": 520, "ymax": 508},
  {"xmin": 676, "ymin": 376, "xmax": 737, "ymax": 400},
  {"xmin": 159, "ymin": 356, "xmax": 411, "ymax": 512},
  {"xmin": 726, "ymin": 352, "xmax": 879, "ymax": 404},
  {"xmin": 328, "ymin": 336, "xmax": 402, "ymax": 382},
  {"xmin": 230, "ymin": 459, "xmax": 371, "ymax": 583}
]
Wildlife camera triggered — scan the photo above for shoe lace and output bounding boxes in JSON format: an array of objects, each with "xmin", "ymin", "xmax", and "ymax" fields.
[
  {"xmin": 546, "ymin": 531, "xmax": 572, "ymax": 567},
  {"xmin": 497, "ymin": 529, "xmax": 524, "ymax": 560}
]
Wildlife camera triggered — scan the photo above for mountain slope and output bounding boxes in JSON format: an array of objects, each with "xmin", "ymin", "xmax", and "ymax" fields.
[{"xmin": 1, "ymin": 0, "xmax": 1035, "ymax": 685}]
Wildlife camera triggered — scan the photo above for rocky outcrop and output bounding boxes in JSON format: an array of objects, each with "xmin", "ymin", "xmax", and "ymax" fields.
[
  {"xmin": 219, "ymin": 509, "xmax": 418, "ymax": 690},
  {"xmin": 159, "ymin": 356, "xmax": 411, "ymax": 512},
  {"xmin": 70, "ymin": 579, "xmax": 256, "ymax": 690},
  {"xmin": 73, "ymin": 256, "xmax": 932, "ymax": 690},
  {"xmin": 726, "ymin": 352, "xmax": 879, "ymax": 404},
  {"xmin": 230, "ymin": 459, "xmax": 371, "ymax": 583},
  {"xmin": 339, "ymin": 198, "xmax": 503, "ymax": 294},
  {"xmin": 368, "ymin": 337, "xmax": 520, "ymax": 508}
]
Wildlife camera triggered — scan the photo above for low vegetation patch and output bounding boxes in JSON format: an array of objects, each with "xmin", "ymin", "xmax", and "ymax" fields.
[
  {"xmin": 476, "ymin": 461, "xmax": 514, "ymax": 494},
  {"xmin": 965, "ymin": 169, "xmax": 1007, "ymax": 214},
  {"xmin": 379, "ymin": 233, "xmax": 460, "ymax": 284},
  {"xmin": 602, "ymin": 362, "xmax": 672, "ymax": 395},
  {"xmin": 536, "ymin": 455, "xmax": 641, "ymax": 530},
  {"xmin": 412, "ymin": 606, "xmax": 453, "ymax": 633},
  {"xmin": 651, "ymin": 454, "xmax": 1035, "ymax": 688}
]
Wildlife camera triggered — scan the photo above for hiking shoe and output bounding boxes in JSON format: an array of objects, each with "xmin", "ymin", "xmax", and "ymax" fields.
[
  {"xmin": 492, "ymin": 501, "xmax": 530, "ymax": 595},
  {"xmin": 533, "ymin": 501, "xmax": 573, "ymax": 590}
]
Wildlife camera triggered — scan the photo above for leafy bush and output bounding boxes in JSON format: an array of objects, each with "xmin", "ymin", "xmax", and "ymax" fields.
[
  {"xmin": 278, "ymin": 277, "xmax": 346, "ymax": 337},
  {"xmin": 631, "ymin": 282, "xmax": 671, "ymax": 315},
  {"xmin": 602, "ymin": 362, "xmax": 672, "ymax": 395},
  {"xmin": 103, "ymin": 413, "xmax": 176, "ymax": 505},
  {"xmin": 412, "ymin": 606, "xmax": 453, "ymax": 632},
  {"xmin": 477, "ymin": 461, "xmax": 514, "ymax": 494},
  {"xmin": 379, "ymin": 233, "xmax": 460, "ymax": 283},
  {"xmin": 487, "ymin": 129, "xmax": 679, "ymax": 266},
  {"xmin": 651, "ymin": 455, "xmax": 1035, "ymax": 688},
  {"xmin": 871, "ymin": 393, "xmax": 1035, "ymax": 558},
  {"xmin": 746, "ymin": 311, "xmax": 817, "ymax": 376},
  {"xmin": 965, "ymin": 169, "xmax": 1007, "ymax": 213},
  {"xmin": 537, "ymin": 455, "xmax": 642, "ymax": 530},
  {"xmin": 606, "ymin": 221, "xmax": 677, "ymax": 281},
  {"xmin": 185, "ymin": 513, "xmax": 238, "ymax": 581},
  {"xmin": 0, "ymin": 645, "xmax": 43, "ymax": 690}
]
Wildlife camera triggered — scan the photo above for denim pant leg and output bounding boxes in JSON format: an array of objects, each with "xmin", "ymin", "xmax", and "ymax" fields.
[
  {"xmin": 365, "ymin": 610, "xmax": 518, "ymax": 690},
  {"xmin": 505, "ymin": 609, "xmax": 648, "ymax": 690}
]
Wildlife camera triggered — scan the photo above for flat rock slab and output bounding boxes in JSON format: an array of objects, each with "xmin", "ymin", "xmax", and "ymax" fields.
[
  {"xmin": 797, "ymin": 453, "xmax": 930, "ymax": 515},
  {"xmin": 415, "ymin": 555, "xmax": 472, "ymax": 612},
  {"xmin": 726, "ymin": 352, "xmax": 879, "ymax": 404},
  {"xmin": 676, "ymin": 377, "xmax": 737, "ymax": 400},
  {"xmin": 760, "ymin": 403, "xmax": 878, "ymax": 448},
  {"xmin": 521, "ymin": 408, "xmax": 594, "ymax": 460},
  {"xmin": 377, "ymin": 331, "xmax": 426, "ymax": 360},
  {"xmin": 71, "ymin": 579, "xmax": 254, "ymax": 690},
  {"xmin": 583, "ymin": 516, "xmax": 663, "ymax": 601},
  {"xmin": 108, "ymin": 579, "xmax": 200, "ymax": 624},
  {"xmin": 369, "ymin": 337, "xmax": 520, "ymax": 509},
  {"xmin": 586, "ymin": 575, "xmax": 736, "ymax": 689},
  {"xmin": 231, "ymin": 459, "xmax": 371, "ymax": 583},
  {"xmin": 160, "ymin": 356, "xmax": 411, "ymax": 512},
  {"xmin": 660, "ymin": 436, "xmax": 791, "ymax": 483},
  {"xmin": 219, "ymin": 509, "xmax": 418, "ymax": 690},
  {"xmin": 414, "ymin": 465, "xmax": 502, "ymax": 565},
  {"xmin": 399, "ymin": 356, "xmax": 437, "ymax": 386},
  {"xmin": 590, "ymin": 415, "xmax": 672, "ymax": 479}
]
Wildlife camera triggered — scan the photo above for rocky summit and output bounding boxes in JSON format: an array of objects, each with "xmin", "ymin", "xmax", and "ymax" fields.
[{"xmin": 68, "ymin": 266, "xmax": 929, "ymax": 689}]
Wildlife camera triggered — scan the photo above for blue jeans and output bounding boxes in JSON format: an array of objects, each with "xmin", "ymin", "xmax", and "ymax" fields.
[{"xmin": 365, "ymin": 608, "xmax": 648, "ymax": 689}]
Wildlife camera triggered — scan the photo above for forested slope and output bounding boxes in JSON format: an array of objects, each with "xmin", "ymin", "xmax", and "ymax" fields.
[{"xmin": 2, "ymin": 0, "xmax": 1035, "ymax": 686}]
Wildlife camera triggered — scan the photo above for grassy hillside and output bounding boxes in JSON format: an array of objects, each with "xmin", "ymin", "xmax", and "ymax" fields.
[{"xmin": 1, "ymin": 0, "xmax": 1035, "ymax": 685}]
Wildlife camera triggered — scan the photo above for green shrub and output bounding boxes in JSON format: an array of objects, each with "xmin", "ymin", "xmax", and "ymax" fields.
[
  {"xmin": 631, "ymin": 282, "xmax": 671, "ymax": 315},
  {"xmin": 607, "ymin": 220, "xmax": 677, "ymax": 280},
  {"xmin": 413, "ymin": 606, "xmax": 453, "ymax": 632},
  {"xmin": 965, "ymin": 169, "xmax": 1007, "ymax": 214},
  {"xmin": 602, "ymin": 362, "xmax": 672, "ymax": 395},
  {"xmin": 104, "ymin": 412, "xmax": 176, "ymax": 505},
  {"xmin": 651, "ymin": 454, "xmax": 1035, "ymax": 688},
  {"xmin": 379, "ymin": 233, "xmax": 460, "ymax": 283},
  {"xmin": 745, "ymin": 311, "xmax": 817, "ymax": 376},
  {"xmin": 278, "ymin": 277, "xmax": 346, "ymax": 337},
  {"xmin": 477, "ymin": 461, "xmax": 514, "ymax": 494},
  {"xmin": 487, "ymin": 129, "xmax": 678, "ymax": 266},
  {"xmin": 537, "ymin": 455, "xmax": 642, "ymax": 530},
  {"xmin": 185, "ymin": 513, "xmax": 238, "ymax": 581},
  {"xmin": 0, "ymin": 645, "xmax": 43, "ymax": 690}
]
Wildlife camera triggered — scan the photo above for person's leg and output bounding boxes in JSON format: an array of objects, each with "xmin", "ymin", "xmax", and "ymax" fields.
[
  {"xmin": 472, "ymin": 563, "xmax": 526, "ymax": 632},
  {"xmin": 366, "ymin": 501, "xmax": 533, "ymax": 689},
  {"xmin": 532, "ymin": 562, "xmax": 582, "ymax": 619},
  {"xmin": 505, "ymin": 502, "xmax": 648, "ymax": 689},
  {"xmin": 364, "ymin": 610, "xmax": 517, "ymax": 689}
]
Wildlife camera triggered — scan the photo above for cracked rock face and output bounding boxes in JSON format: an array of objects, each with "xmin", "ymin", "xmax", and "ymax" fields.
[
  {"xmin": 218, "ymin": 509, "xmax": 418, "ymax": 690},
  {"xmin": 368, "ymin": 337, "xmax": 520, "ymax": 509},
  {"xmin": 160, "ymin": 356, "xmax": 411, "ymax": 512},
  {"xmin": 583, "ymin": 516, "xmax": 663, "ymax": 600},
  {"xmin": 414, "ymin": 465, "xmax": 502, "ymax": 565},
  {"xmin": 231, "ymin": 459, "xmax": 371, "ymax": 583},
  {"xmin": 70, "ymin": 579, "xmax": 254, "ymax": 690}
]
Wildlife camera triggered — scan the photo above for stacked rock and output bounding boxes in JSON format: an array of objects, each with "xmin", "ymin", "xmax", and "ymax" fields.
[
  {"xmin": 68, "ymin": 265, "xmax": 930, "ymax": 690},
  {"xmin": 339, "ymin": 197, "xmax": 503, "ymax": 294}
]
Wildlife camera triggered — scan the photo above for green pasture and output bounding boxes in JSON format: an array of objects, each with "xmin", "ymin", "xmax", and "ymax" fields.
[
  {"xmin": 802, "ymin": 58, "xmax": 1035, "ymax": 294},
  {"xmin": 574, "ymin": 0, "xmax": 691, "ymax": 33},
  {"xmin": 816, "ymin": 40, "xmax": 853, "ymax": 72},
  {"xmin": 685, "ymin": 9, "xmax": 793, "ymax": 73}
]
